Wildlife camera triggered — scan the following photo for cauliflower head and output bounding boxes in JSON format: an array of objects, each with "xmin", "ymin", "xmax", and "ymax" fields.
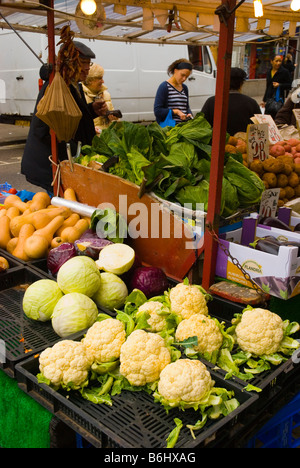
[
  {"xmin": 175, "ymin": 315, "xmax": 223, "ymax": 354},
  {"xmin": 39, "ymin": 340, "xmax": 93, "ymax": 388},
  {"xmin": 169, "ymin": 283, "xmax": 208, "ymax": 319},
  {"xmin": 120, "ymin": 329, "xmax": 171, "ymax": 386},
  {"xmin": 158, "ymin": 359, "xmax": 214, "ymax": 403},
  {"xmin": 137, "ymin": 301, "xmax": 167, "ymax": 332},
  {"xmin": 82, "ymin": 319, "xmax": 126, "ymax": 363},
  {"xmin": 235, "ymin": 308, "xmax": 284, "ymax": 356}
]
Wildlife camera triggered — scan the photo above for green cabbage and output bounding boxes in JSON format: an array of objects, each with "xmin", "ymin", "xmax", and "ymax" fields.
[
  {"xmin": 96, "ymin": 243, "xmax": 135, "ymax": 275},
  {"xmin": 51, "ymin": 292, "xmax": 98, "ymax": 337},
  {"xmin": 93, "ymin": 272, "xmax": 128, "ymax": 311},
  {"xmin": 23, "ymin": 279, "xmax": 63, "ymax": 322},
  {"xmin": 57, "ymin": 256, "xmax": 101, "ymax": 297}
]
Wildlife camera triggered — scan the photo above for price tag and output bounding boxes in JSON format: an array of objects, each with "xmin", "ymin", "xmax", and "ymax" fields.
[
  {"xmin": 247, "ymin": 123, "xmax": 269, "ymax": 163},
  {"xmin": 259, "ymin": 188, "xmax": 281, "ymax": 218},
  {"xmin": 253, "ymin": 114, "xmax": 282, "ymax": 144}
]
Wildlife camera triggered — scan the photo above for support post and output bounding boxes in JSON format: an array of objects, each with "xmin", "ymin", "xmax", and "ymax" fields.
[{"xmin": 202, "ymin": 0, "xmax": 237, "ymax": 290}]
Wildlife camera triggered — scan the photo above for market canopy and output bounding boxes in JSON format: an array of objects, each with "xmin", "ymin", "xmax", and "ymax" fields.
[{"xmin": 1, "ymin": 0, "xmax": 300, "ymax": 46}]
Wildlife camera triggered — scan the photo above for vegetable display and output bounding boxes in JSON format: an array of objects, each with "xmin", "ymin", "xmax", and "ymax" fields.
[{"xmin": 75, "ymin": 115, "xmax": 265, "ymax": 216}]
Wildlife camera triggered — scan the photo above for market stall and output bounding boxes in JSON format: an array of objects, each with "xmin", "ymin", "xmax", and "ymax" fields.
[{"xmin": 1, "ymin": 0, "xmax": 300, "ymax": 450}]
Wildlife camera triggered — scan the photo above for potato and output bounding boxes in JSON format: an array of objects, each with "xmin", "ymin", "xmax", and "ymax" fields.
[
  {"xmin": 263, "ymin": 158, "xmax": 285, "ymax": 173},
  {"xmin": 277, "ymin": 173, "xmax": 289, "ymax": 188},
  {"xmin": 227, "ymin": 136, "xmax": 238, "ymax": 146},
  {"xmin": 285, "ymin": 186, "xmax": 295, "ymax": 199},
  {"xmin": 225, "ymin": 144, "xmax": 237, "ymax": 153},
  {"xmin": 288, "ymin": 172, "xmax": 300, "ymax": 187},
  {"xmin": 287, "ymin": 138, "xmax": 300, "ymax": 147},
  {"xmin": 279, "ymin": 188, "xmax": 286, "ymax": 199},
  {"xmin": 262, "ymin": 172, "xmax": 277, "ymax": 188},
  {"xmin": 250, "ymin": 159, "xmax": 264, "ymax": 175},
  {"xmin": 269, "ymin": 145, "xmax": 285, "ymax": 157},
  {"xmin": 294, "ymin": 185, "xmax": 300, "ymax": 197}
]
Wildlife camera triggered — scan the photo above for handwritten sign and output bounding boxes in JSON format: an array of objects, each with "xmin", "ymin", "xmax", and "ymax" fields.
[
  {"xmin": 253, "ymin": 114, "xmax": 282, "ymax": 144},
  {"xmin": 259, "ymin": 188, "xmax": 281, "ymax": 218},
  {"xmin": 247, "ymin": 123, "xmax": 269, "ymax": 163}
]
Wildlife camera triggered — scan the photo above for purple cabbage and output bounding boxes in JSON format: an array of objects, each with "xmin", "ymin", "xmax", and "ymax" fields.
[
  {"xmin": 129, "ymin": 266, "xmax": 170, "ymax": 298},
  {"xmin": 74, "ymin": 237, "xmax": 112, "ymax": 260},
  {"xmin": 47, "ymin": 242, "xmax": 77, "ymax": 276}
]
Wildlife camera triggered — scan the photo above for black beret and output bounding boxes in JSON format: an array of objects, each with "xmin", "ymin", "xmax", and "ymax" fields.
[{"xmin": 73, "ymin": 41, "xmax": 96, "ymax": 59}]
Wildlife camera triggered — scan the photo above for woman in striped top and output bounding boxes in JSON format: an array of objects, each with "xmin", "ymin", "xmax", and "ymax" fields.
[{"xmin": 154, "ymin": 59, "xmax": 193, "ymax": 125}]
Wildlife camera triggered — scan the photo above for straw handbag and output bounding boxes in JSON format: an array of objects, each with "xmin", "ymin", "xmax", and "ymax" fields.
[{"xmin": 36, "ymin": 71, "xmax": 82, "ymax": 142}]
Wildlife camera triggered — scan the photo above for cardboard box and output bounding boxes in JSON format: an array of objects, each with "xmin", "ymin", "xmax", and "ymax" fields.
[{"xmin": 215, "ymin": 217, "xmax": 300, "ymax": 300}]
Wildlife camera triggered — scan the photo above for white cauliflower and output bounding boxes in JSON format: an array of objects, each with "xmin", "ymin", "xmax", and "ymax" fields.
[
  {"xmin": 175, "ymin": 315, "xmax": 223, "ymax": 354},
  {"xmin": 235, "ymin": 308, "xmax": 284, "ymax": 356},
  {"xmin": 39, "ymin": 340, "xmax": 93, "ymax": 389},
  {"xmin": 137, "ymin": 301, "xmax": 167, "ymax": 332},
  {"xmin": 158, "ymin": 359, "xmax": 214, "ymax": 403},
  {"xmin": 169, "ymin": 283, "xmax": 208, "ymax": 319},
  {"xmin": 120, "ymin": 329, "xmax": 171, "ymax": 386},
  {"xmin": 82, "ymin": 319, "xmax": 126, "ymax": 363}
]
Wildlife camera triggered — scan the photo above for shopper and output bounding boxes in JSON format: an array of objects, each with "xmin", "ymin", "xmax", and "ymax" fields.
[
  {"xmin": 154, "ymin": 58, "xmax": 193, "ymax": 126},
  {"xmin": 283, "ymin": 53, "xmax": 295, "ymax": 80},
  {"xmin": 201, "ymin": 67, "xmax": 261, "ymax": 135},
  {"xmin": 260, "ymin": 54, "xmax": 291, "ymax": 118},
  {"xmin": 82, "ymin": 64, "xmax": 118, "ymax": 132},
  {"xmin": 21, "ymin": 41, "xmax": 108, "ymax": 194}
]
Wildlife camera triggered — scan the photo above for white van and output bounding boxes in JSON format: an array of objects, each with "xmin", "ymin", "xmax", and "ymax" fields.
[{"xmin": 0, "ymin": 29, "xmax": 217, "ymax": 122}]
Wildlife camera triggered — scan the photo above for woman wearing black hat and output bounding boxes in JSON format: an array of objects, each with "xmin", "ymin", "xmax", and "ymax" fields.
[
  {"xmin": 201, "ymin": 67, "xmax": 261, "ymax": 135},
  {"xmin": 154, "ymin": 59, "xmax": 193, "ymax": 126},
  {"xmin": 21, "ymin": 41, "xmax": 108, "ymax": 194}
]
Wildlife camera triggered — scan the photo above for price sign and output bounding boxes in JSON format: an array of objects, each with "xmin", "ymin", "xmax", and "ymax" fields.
[
  {"xmin": 259, "ymin": 188, "xmax": 281, "ymax": 218},
  {"xmin": 254, "ymin": 114, "xmax": 282, "ymax": 144},
  {"xmin": 247, "ymin": 123, "xmax": 269, "ymax": 163}
]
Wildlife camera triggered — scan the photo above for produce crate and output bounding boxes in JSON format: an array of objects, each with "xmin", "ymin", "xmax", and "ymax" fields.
[
  {"xmin": 0, "ymin": 266, "xmax": 74, "ymax": 377},
  {"xmin": 15, "ymin": 353, "xmax": 258, "ymax": 449},
  {"xmin": 0, "ymin": 249, "xmax": 24, "ymax": 272},
  {"xmin": 0, "ymin": 248, "xmax": 51, "ymax": 278},
  {"xmin": 245, "ymin": 391, "xmax": 300, "ymax": 448},
  {"xmin": 207, "ymin": 296, "xmax": 300, "ymax": 405}
]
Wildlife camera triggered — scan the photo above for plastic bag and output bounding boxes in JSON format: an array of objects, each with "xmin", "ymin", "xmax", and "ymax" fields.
[
  {"xmin": 265, "ymin": 86, "xmax": 284, "ymax": 118},
  {"xmin": 159, "ymin": 109, "xmax": 176, "ymax": 128}
]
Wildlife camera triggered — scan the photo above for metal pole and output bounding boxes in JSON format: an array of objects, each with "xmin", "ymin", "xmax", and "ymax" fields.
[{"xmin": 202, "ymin": 0, "xmax": 237, "ymax": 290}]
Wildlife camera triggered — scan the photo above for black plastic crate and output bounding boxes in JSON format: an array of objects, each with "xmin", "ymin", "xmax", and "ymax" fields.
[
  {"xmin": 0, "ymin": 266, "xmax": 66, "ymax": 377},
  {"xmin": 207, "ymin": 296, "xmax": 300, "ymax": 400},
  {"xmin": 0, "ymin": 248, "xmax": 51, "ymax": 277},
  {"xmin": 15, "ymin": 354, "xmax": 258, "ymax": 449}
]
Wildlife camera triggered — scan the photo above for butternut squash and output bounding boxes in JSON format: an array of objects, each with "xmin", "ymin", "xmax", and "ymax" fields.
[
  {"xmin": 33, "ymin": 215, "xmax": 65, "ymax": 245},
  {"xmin": 0, "ymin": 209, "xmax": 7, "ymax": 218},
  {"xmin": 6, "ymin": 237, "xmax": 18, "ymax": 254},
  {"xmin": 6, "ymin": 206, "xmax": 20, "ymax": 220},
  {"xmin": 51, "ymin": 236, "xmax": 64, "ymax": 249},
  {"xmin": 55, "ymin": 213, "xmax": 80, "ymax": 237},
  {"xmin": 24, "ymin": 235, "xmax": 49, "ymax": 259},
  {"xmin": 0, "ymin": 215, "xmax": 12, "ymax": 249},
  {"xmin": 61, "ymin": 218, "xmax": 89, "ymax": 243},
  {"xmin": 30, "ymin": 192, "xmax": 51, "ymax": 212},
  {"xmin": 64, "ymin": 188, "xmax": 77, "ymax": 201},
  {"xmin": 12, "ymin": 223, "xmax": 35, "ymax": 261},
  {"xmin": 0, "ymin": 256, "xmax": 9, "ymax": 272},
  {"xmin": 10, "ymin": 206, "xmax": 72, "ymax": 237},
  {"xmin": 4, "ymin": 194, "xmax": 28, "ymax": 213}
]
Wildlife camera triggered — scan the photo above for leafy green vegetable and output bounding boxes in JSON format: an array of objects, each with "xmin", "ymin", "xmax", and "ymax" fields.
[{"xmin": 166, "ymin": 418, "xmax": 183, "ymax": 448}]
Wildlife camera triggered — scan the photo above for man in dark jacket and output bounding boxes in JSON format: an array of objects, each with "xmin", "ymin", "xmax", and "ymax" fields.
[
  {"xmin": 21, "ymin": 41, "xmax": 107, "ymax": 194},
  {"xmin": 201, "ymin": 67, "xmax": 261, "ymax": 135}
]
